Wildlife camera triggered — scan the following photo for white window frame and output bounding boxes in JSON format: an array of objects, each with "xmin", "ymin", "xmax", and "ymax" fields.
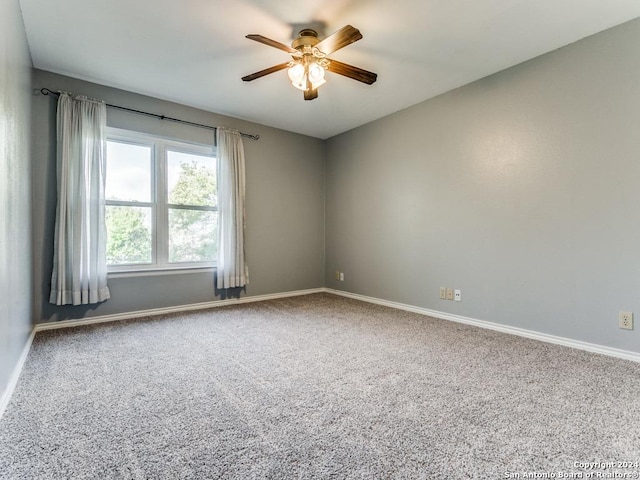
[{"xmin": 105, "ymin": 128, "xmax": 216, "ymax": 275}]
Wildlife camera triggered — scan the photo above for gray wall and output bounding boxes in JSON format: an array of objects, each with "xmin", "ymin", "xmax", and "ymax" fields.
[
  {"xmin": 32, "ymin": 70, "xmax": 325, "ymax": 322},
  {"xmin": 325, "ymin": 19, "xmax": 640, "ymax": 353},
  {"xmin": 0, "ymin": 1, "xmax": 33, "ymax": 396}
]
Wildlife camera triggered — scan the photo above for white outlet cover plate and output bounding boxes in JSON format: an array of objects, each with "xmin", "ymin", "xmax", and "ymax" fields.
[
  {"xmin": 619, "ymin": 311, "xmax": 633, "ymax": 330},
  {"xmin": 454, "ymin": 289, "xmax": 462, "ymax": 301}
]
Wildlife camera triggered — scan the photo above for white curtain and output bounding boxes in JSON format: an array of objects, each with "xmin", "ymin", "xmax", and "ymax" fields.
[
  {"xmin": 50, "ymin": 93, "xmax": 110, "ymax": 305},
  {"xmin": 216, "ymin": 127, "xmax": 248, "ymax": 289}
]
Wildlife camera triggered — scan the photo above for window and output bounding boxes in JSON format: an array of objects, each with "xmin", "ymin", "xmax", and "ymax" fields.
[{"xmin": 105, "ymin": 129, "xmax": 216, "ymax": 272}]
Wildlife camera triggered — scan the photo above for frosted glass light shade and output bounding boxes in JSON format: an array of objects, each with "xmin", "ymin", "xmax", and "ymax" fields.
[
  {"xmin": 288, "ymin": 64, "xmax": 305, "ymax": 83},
  {"xmin": 308, "ymin": 63, "xmax": 325, "ymax": 83}
]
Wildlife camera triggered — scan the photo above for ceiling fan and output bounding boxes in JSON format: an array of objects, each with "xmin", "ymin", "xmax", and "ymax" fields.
[{"xmin": 242, "ymin": 25, "xmax": 377, "ymax": 100}]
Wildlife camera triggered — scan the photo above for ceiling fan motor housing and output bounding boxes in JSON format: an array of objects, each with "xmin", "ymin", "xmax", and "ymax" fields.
[{"xmin": 292, "ymin": 29, "xmax": 321, "ymax": 51}]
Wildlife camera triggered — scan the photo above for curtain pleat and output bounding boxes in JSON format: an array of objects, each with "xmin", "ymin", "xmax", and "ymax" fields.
[
  {"xmin": 216, "ymin": 127, "xmax": 248, "ymax": 289},
  {"xmin": 49, "ymin": 93, "xmax": 110, "ymax": 305}
]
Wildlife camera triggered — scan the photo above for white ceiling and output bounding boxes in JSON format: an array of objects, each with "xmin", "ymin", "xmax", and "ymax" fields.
[{"xmin": 19, "ymin": 0, "xmax": 640, "ymax": 139}]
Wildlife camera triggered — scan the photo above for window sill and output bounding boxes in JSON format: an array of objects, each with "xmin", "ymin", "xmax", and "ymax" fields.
[{"xmin": 108, "ymin": 265, "xmax": 215, "ymax": 279}]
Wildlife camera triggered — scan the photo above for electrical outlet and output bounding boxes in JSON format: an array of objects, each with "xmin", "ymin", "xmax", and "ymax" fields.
[
  {"xmin": 619, "ymin": 311, "xmax": 633, "ymax": 330},
  {"xmin": 454, "ymin": 289, "xmax": 462, "ymax": 302},
  {"xmin": 439, "ymin": 287, "xmax": 446, "ymax": 300},
  {"xmin": 340, "ymin": 272, "xmax": 344, "ymax": 281},
  {"xmin": 335, "ymin": 271, "xmax": 340, "ymax": 280},
  {"xmin": 446, "ymin": 288, "xmax": 454, "ymax": 301}
]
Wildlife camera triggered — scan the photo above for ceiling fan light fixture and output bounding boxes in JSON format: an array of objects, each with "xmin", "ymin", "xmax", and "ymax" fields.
[{"xmin": 288, "ymin": 61, "xmax": 326, "ymax": 92}]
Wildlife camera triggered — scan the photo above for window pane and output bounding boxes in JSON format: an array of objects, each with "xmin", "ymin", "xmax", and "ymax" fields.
[
  {"xmin": 168, "ymin": 209, "xmax": 217, "ymax": 263},
  {"xmin": 167, "ymin": 150, "xmax": 216, "ymax": 207},
  {"xmin": 106, "ymin": 141, "xmax": 152, "ymax": 202},
  {"xmin": 106, "ymin": 205, "xmax": 152, "ymax": 265}
]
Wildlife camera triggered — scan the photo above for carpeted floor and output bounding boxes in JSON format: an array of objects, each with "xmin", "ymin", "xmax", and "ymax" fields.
[{"xmin": 1, "ymin": 293, "xmax": 639, "ymax": 479}]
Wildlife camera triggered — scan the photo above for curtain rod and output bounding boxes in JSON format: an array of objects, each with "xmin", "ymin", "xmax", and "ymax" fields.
[{"xmin": 38, "ymin": 88, "xmax": 260, "ymax": 141}]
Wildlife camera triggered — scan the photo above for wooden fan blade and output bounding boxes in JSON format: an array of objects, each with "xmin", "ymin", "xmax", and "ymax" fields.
[
  {"xmin": 242, "ymin": 63, "xmax": 290, "ymax": 82},
  {"xmin": 304, "ymin": 88, "xmax": 318, "ymax": 100},
  {"xmin": 246, "ymin": 34, "xmax": 296, "ymax": 53},
  {"xmin": 326, "ymin": 59, "xmax": 377, "ymax": 85},
  {"xmin": 315, "ymin": 25, "xmax": 362, "ymax": 55}
]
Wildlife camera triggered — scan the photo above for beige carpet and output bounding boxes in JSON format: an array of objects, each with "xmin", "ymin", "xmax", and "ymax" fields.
[{"xmin": 1, "ymin": 293, "xmax": 639, "ymax": 479}]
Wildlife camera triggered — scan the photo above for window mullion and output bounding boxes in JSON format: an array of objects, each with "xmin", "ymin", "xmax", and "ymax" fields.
[
  {"xmin": 106, "ymin": 200, "xmax": 155, "ymax": 208},
  {"xmin": 166, "ymin": 204, "xmax": 217, "ymax": 212},
  {"xmin": 155, "ymin": 142, "xmax": 169, "ymax": 266}
]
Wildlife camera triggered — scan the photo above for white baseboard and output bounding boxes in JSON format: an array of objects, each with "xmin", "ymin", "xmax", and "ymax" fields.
[
  {"xmin": 33, "ymin": 286, "xmax": 640, "ymax": 363},
  {"xmin": 34, "ymin": 288, "xmax": 326, "ymax": 332},
  {"xmin": 326, "ymin": 288, "xmax": 640, "ymax": 364},
  {"xmin": 0, "ymin": 330, "xmax": 36, "ymax": 420}
]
